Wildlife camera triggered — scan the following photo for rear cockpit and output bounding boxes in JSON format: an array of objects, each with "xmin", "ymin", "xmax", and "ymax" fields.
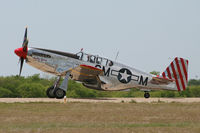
[{"xmin": 76, "ymin": 51, "xmax": 113, "ymax": 67}]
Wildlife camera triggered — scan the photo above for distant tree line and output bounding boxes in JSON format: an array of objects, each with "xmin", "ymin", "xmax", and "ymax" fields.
[{"xmin": 0, "ymin": 74, "xmax": 200, "ymax": 98}]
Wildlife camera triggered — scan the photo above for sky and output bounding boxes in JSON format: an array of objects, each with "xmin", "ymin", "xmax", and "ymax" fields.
[{"xmin": 0, "ymin": 0, "xmax": 199, "ymax": 79}]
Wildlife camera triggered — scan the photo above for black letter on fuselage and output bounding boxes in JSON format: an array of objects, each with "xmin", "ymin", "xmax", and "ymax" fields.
[
  {"xmin": 103, "ymin": 67, "xmax": 110, "ymax": 77},
  {"xmin": 139, "ymin": 76, "xmax": 148, "ymax": 86},
  {"xmin": 95, "ymin": 65, "xmax": 111, "ymax": 77},
  {"xmin": 95, "ymin": 65, "xmax": 101, "ymax": 69}
]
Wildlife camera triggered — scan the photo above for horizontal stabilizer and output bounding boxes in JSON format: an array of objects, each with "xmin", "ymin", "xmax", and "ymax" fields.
[{"xmin": 150, "ymin": 76, "xmax": 174, "ymax": 85}]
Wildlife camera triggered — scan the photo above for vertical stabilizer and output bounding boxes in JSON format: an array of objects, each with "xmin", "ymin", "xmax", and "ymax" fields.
[{"xmin": 161, "ymin": 57, "xmax": 189, "ymax": 91}]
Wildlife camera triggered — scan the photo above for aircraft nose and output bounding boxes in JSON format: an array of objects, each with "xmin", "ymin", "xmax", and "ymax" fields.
[
  {"xmin": 14, "ymin": 47, "xmax": 27, "ymax": 59},
  {"xmin": 14, "ymin": 47, "xmax": 22, "ymax": 57}
]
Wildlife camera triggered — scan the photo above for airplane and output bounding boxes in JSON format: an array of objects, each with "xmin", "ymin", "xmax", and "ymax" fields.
[{"xmin": 14, "ymin": 28, "xmax": 189, "ymax": 99}]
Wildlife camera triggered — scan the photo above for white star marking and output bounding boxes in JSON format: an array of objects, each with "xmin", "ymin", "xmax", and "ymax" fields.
[{"xmin": 119, "ymin": 70, "xmax": 131, "ymax": 82}]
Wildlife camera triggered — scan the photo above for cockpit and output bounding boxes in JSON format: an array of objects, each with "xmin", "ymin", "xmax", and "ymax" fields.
[{"xmin": 76, "ymin": 52, "xmax": 113, "ymax": 66}]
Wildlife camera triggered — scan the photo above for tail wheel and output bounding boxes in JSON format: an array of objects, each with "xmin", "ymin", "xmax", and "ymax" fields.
[
  {"xmin": 46, "ymin": 86, "xmax": 55, "ymax": 98},
  {"xmin": 144, "ymin": 92, "xmax": 150, "ymax": 98},
  {"xmin": 54, "ymin": 88, "xmax": 66, "ymax": 99}
]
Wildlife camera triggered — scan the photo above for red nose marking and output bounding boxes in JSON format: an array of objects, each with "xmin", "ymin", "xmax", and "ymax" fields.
[{"xmin": 14, "ymin": 47, "xmax": 27, "ymax": 59}]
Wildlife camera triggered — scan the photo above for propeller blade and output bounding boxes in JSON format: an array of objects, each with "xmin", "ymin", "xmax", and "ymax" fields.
[
  {"xmin": 22, "ymin": 27, "xmax": 28, "ymax": 52},
  {"xmin": 23, "ymin": 39, "xmax": 28, "ymax": 52},
  {"xmin": 17, "ymin": 58, "xmax": 21, "ymax": 65},
  {"xmin": 19, "ymin": 57, "xmax": 24, "ymax": 76},
  {"xmin": 23, "ymin": 27, "xmax": 27, "ymax": 46}
]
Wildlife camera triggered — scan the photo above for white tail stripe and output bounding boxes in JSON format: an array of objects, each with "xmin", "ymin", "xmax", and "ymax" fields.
[
  {"xmin": 173, "ymin": 60, "xmax": 184, "ymax": 91},
  {"xmin": 184, "ymin": 59, "xmax": 188, "ymax": 80},
  {"xmin": 184, "ymin": 60, "xmax": 188, "ymax": 72},
  {"xmin": 176, "ymin": 58, "xmax": 187, "ymax": 90},
  {"xmin": 165, "ymin": 71, "xmax": 168, "ymax": 77},
  {"xmin": 169, "ymin": 65, "xmax": 173, "ymax": 79},
  {"xmin": 171, "ymin": 60, "xmax": 181, "ymax": 91},
  {"xmin": 180, "ymin": 58, "xmax": 188, "ymax": 82},
  {"xmin": 179, "ymin": 58, "xmax": 187, "ymax": 88}
]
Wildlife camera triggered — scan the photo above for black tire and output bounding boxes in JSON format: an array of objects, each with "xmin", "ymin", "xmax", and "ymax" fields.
[
  {"xmin": 54, "ymin": 88, "xmax": 66, "ymax": 99},
  {"xmin": 46, "ymin": 86, "xmax": 55, "ymax": 98},
  {"xmin": 144, "ymin": 92, "xmax": 150, "ymax": 98}
]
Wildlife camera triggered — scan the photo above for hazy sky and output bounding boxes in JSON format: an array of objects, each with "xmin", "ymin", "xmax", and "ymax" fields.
[{"xmin": 0, "ymin": 0, "xmax": 199, "ymax": 79}]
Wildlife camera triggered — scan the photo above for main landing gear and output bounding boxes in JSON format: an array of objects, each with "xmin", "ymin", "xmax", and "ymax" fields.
[
  {"xmin": 144, "ymin": 91, "xmax": 150, "ymax": 98},
  {"xmin": 46, "ymin": 86, "xmax": 66, "ymax": 99},
  {"xmin": 46, "ymin": 72, "xmax": 70, "ymax": 99}
]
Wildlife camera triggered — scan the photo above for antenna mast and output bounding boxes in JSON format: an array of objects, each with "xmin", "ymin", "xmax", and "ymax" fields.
[{"xmin": 115, "ymin": 51, "xmax": 119, "ymax": 61}]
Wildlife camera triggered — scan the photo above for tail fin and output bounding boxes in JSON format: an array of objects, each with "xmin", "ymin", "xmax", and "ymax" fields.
[{"xmin": 161, "ymin": 57, "xmax": 189, "ymax": 91}]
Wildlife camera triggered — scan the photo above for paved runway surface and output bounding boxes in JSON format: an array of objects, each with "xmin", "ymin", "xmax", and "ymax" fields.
[{"xmin": 0, "ymin": 98, "xmax": 200, "ymax": 103}]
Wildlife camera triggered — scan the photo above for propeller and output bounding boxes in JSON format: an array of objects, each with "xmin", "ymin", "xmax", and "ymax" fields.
[
  {"xmin": 14, "ymin": 27, "xmax": 29, "ymax": 76},
  {"xmin": 19, "ymin": 57, "xmax": 24, "ymax": 76},
  {"xmin": 22, "ymin": 27, "xmax": 28, "ymax": 51}
]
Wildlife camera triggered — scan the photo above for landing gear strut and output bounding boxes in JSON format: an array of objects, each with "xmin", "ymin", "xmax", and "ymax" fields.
[
  {"xmin": 144, "ymin": 92, "xmax": 150, "ymax": 98},
  {"xmin": 46, "ymin": 72, "xmax": 70, "ymax": 99}
]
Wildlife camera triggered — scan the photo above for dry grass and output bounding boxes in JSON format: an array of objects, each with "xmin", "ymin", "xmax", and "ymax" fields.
[{"xmin": 0, "ymin": 102, "xmax": 200, "ymax": 133}]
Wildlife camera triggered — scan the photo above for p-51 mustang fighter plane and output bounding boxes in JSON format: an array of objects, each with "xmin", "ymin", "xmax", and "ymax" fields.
[{"xmin": 14, "ymin": 28, "xmax": 189, "ymax": 99}]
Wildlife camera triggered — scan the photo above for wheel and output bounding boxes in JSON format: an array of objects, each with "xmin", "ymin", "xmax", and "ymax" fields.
[
  {"xmin": 46, "ymin": 86, "xmax": 55, "ymax": 98},
  {"xmin": 54, "ymin": 88, "xmax": 66, "ymax": 99},
  {"xmin": 144, "ymin": 92, "xmax": 150, "ymax": 98}
]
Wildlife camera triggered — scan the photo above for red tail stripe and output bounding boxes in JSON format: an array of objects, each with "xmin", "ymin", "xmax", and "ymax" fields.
[
  {"xmin": 175, "ymin": 58, "xmax": 186, "ymax": 90},
  {"xmin": 162, "ymin": 72, "xmax": 166, "ymax": 78},
  {"xmin": 180, "ymin": 58, "xmax": 188, "ymax": 81},
  {"xmin": 171, "ymin": 62, "xmax": 181, "ymax": 91},
  {"xmin": 166, "ymin": 67, "xmax": 172, "ymax": 79}
]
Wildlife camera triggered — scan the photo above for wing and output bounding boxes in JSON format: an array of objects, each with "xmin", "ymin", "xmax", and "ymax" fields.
[
  {"xmin": 70, "ymin": 64, "xmax": 103, "ymax": 84},
  {"xmin": 76, "ymin": 64, "xmax": 103, "ymax": 76},
  {"xmin": 150, "ymin": 76, "xmax": 174, "ymax": 85}
]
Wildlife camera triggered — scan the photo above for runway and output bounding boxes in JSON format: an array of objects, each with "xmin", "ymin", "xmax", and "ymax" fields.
[{"xmin": 0, "ymin": 98, "xmax": 200, "ymax": 103}]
